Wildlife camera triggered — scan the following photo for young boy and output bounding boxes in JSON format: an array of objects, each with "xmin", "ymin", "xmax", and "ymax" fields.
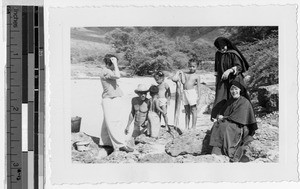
[
  {"xmin": 174, "ymin": 61, "xmax": 201, "ymax": 129},
  {"xmin": 153, "ymin": 71, "xmax": 171, "ymax": 132},
  {"xmin": 147, "ymin": 85, "xmax": 163, "ymax": 137}
]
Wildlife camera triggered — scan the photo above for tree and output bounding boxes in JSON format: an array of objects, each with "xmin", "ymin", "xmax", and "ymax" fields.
[
  {"xmin": 228, "ymin": 26, "xmax": 278, "ymax": 44},
  {"xmin": 106, "ymin": 28, "xmax": 177, "ymax": 75}
]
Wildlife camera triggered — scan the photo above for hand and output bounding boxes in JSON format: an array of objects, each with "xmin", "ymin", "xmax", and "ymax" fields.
[
  {"xmin": 217, "ymin": 115, "xmax": 224, "ymax": 121},
  {"xmin": 141, "ymin": 120, "xmax": 148, "ymax": 128},
  {"xmin": 221, "ymin": 69, "xmax": 233, "ymax": 80},
  {"xmin": 110, "ymin": 57, "xmax": 118, "ymax": 66}
]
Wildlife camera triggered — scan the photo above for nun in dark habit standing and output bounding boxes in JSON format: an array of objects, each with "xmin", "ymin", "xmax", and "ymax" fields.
[{"xmin": 211, "ymin": 37, "xmax": 250, "ymax": 121}]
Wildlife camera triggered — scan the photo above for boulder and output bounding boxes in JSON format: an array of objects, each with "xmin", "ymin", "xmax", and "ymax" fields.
[
  {"xmin": 257, "ymin": 84, "xmax": 279, "ymax": 112},
  {"xmin": 175, "ymin": 154, "xmax": 229, "ymax": 163},
  {"xmin": 198, "ymin": 84, "xmax": 215, "ymax": 115},
  {"xmin": 165, "ymin": 129, "xmax": 208, "ymax": 157},
  {"xmin": 71, "ymin": 132, "xmax": 117, "ymax": 163},
  {"xmin": 95, "ymin": 151, "xmax": 138, "ymax": 163},
  {"xmin": 135, "ymin": 134, "xmax": 157, "ymax": 144},
  {"xmin": 244, "ymin": 121, "xmax": 279, "ymax": 162},
  {"xmin": 139, "ymin": 153, "xmax": 174, "ymax": 163}
]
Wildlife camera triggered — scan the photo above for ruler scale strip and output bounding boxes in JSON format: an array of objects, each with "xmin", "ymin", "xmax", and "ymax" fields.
[
  {"xmin": 34, "ymin": 6, "xmax": 39, "ymax": 189},
  {"xmin": 38, "ymin": 7, "xmax": 45, "ymax": 188},
  {"xmin": 6, "ymin": 6, "xmax": 44, "ymax": 189},
  {"xmin": 27, "ymin": 7, "xmax": 35, "ymax": 189},
  {"xmin": 7, "ymin": 6, "xmax": 23, "ymax": 189}
]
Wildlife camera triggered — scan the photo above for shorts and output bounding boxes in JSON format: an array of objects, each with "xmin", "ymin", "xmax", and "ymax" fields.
[
  {"xmin": 158, "ymin": 98, "xmax": 167, "ymax": 107},
  {"xmin": 183, "ymin": 89, "xmax": 198, "ymax": 106}
]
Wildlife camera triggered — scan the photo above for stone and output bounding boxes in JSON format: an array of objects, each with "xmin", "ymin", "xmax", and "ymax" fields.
[
  {"xmin": 197, "ymin": 84, "xmax": 215, "ymax": 115},
  {"xmin": 135, "ymin": 134, "xmax": 156, "ymax": 144},
  {"xmin": 139, "ymin": 153, "xmax": 174, "ymax": 163},
  {"xmin": 71, "ymin": 111, "xmax": 279, "ymax": 164},
  {"xmin": 175, "ymin": 154, "xmax": 229, "ymax": 163},
  {"xmin": 257, "ymin": 84, "xmax": 279, "ymax": 112},
  {"xmin": 201, "ymin": 130, "xmax": 213, "ymax": 155},
  {"xmin": 244, "ymin": 121, "xmax": 279, "ymax": 162},
  {"xmin": 165, "ymin": 129, "xmax": 207, "ymax": 157},
  {"xmin": 95, "ymin": 151, "xmax": 138, "ymax": 163},
  {"xmin": 157, "ymin": 127, "xmax": 182, "ymax": 144}
]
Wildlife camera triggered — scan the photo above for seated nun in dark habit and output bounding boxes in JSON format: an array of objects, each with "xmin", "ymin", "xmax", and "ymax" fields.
[{"xmin": 209, "ymin": 80, "xmax": 257, "ymax": 162}]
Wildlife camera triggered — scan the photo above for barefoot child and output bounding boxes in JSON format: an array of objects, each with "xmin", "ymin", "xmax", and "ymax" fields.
[
  {"xmin": 147, "ymin": 85, "xmax": 163, "ymax": 138},
  {"xmin": 174, "ymin": 61, "xmax": 201, "ymax": 129},
  {"xmin": 153, "ymin": 71, "xmax": 171, "ymax": 132}
]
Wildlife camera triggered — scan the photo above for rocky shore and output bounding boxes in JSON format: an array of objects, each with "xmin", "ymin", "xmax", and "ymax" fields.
[
  {"xmin": 71, "ymin": 76, "xmax": 279, "ymax": 164},
  {"xmin": 72, "ymin": 111, "xmax": 278, "ymax": 163}
]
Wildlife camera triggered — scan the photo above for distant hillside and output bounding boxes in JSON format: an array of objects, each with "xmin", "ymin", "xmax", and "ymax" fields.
[
  {"xmin": 71, "ymin": 26, "xmax": 229, "ymax": 44},
  {"xmin": 71, "ymin": 26, "xmax": 230, "ymax": 64}
]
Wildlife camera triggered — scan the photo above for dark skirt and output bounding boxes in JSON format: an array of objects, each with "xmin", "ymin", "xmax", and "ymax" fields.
[{"xmin": 209, "ymin": 119, "xmax": 244, "ymax": 158}]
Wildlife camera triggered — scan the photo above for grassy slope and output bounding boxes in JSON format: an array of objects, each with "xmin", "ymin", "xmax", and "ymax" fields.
[
  {"xmin": 71, "ymin": 27, "xmax": 227, "ymax": 64},
  {"xmin": 71, "ymin": 28, "xmax": 114, "ymax": 64}
]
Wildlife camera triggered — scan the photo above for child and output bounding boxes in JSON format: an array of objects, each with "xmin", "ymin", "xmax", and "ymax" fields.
[
  {"xmin": 147, "ymin": 85, "xmax": 163, "ymax": 138},
  {"xmin": 174, "ymin": 61, "xmax": 201, "ymax": 129},
  {"xmin": 153, "ymin": 71, "xmax": 171, "ymax": 132},
  {"xmin": 148, "ymin": 85, "xmax": 162, "ymax": 116}
]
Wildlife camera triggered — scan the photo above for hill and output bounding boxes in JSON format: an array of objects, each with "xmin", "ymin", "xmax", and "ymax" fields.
[{"xmin": 71, "ymin": 26, "xmax": 278, "ymax": 87}]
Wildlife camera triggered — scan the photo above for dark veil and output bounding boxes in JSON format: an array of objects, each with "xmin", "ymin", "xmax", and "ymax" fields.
[{"xmin": 214, "ymin": 37, "xmax": 250, "ymax": 71}]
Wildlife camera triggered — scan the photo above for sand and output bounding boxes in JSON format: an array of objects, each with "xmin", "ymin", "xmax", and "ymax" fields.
[{"xmin": 71, "ymin": 73, "xmax": 215, "ymax": 139}]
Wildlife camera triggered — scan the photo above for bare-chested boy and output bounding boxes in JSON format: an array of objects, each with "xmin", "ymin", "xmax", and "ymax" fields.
[
  {"xmin": 154, "ymin": 71, "xmax": 171, "ymax": 132},
  {"xmin": 173, "ymin": 61, "xmax": 201, "ymax": 129}
]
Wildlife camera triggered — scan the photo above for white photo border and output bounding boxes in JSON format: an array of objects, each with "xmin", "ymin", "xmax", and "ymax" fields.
[{"xmin": 47, "ymin": 5, "xmax": 298, "ymax": 183}]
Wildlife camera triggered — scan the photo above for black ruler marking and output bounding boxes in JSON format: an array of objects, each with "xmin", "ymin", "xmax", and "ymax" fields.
[
  {"xmin": 7, "ymin": 5, "xmax": 45, "ymax": 189},
  {"xmin": 28, "ymin": 7, "xmax": 34, "ymax": 53},
  {"xmin": 7, "ymin": 6, "xmax": 23, "ymax": 189},
  {"xmin": 33, "ymin": 7, "xmax": 39, "ymax": 189},
  {"xmin": 39, "ymin": 7, "xmax": 45, "ymax": 188},
  {"xmin": 22, "ymin": 6, "xmax": 28, "ymax": 103}
]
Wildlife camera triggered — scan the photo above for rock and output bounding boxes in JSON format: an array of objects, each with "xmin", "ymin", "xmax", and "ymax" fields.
[
  {"xmin": 157, "ymin": 127, "xmax": 182, "ymax": 143},
  {"xmin": 201, "ymin": 130, "xmax": 213, "ymax": 154},
  {"xmin": 165, "ymin": 129, "xmax": 207, "ymax": 157},
  {"xmin": 135, "ymin": 142, "xmax": 156, "ymax": 155},
  {"xmin": 96, "ymin": 148, "xmax": 110, "ymax": 159},
  {"xmin": 257, "ymin": 84, "xmax": 278, "ymax": 112},
  {"xmin": 244, "ymin": 122, "xmax": 279, "ymax": 162},
  {"xmin": 71, "ymin": 132, "xmax": 113, "ymax": 163},
  {"xmin": 72, "ymin": 132, "xmax": 93, "ymax": 144},
  {"xmin": 175, "ymin": 154, "xmax": 229, "ymax": 163},
  {"xmin": 139, "ymin": 153, "xmax": 174, "ymax": 163},
  {"xmin": 95, "ymin": 151, "xmax": 138, "ymax": 163},
  {"xmin": 198, "ymin": 84, "xmax": 215, "ymax": 115},
  {"xmin": 135, "ymin": 134, "xmax": 157, "ymax": 144},
  {"xmin": 203, "ymin": 102, "xmax": 214, "ymax": 114}
]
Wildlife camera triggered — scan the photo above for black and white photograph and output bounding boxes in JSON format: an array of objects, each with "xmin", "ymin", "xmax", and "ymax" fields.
[
  {"xmin": 48, "ymin": 5, "xmax": 298, "ymax": 184},
  {"xmin": 70, "ymin": 26, "xmax": 279, "ymax": 164}
]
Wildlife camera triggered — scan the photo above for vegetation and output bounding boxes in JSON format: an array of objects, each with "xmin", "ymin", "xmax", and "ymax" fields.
[
  {"xmin": 104, "ymin": 28, "xmax": 216, "ymax": 75},
  {"xmin": 232, "ymin": 27, "xmax": 278, "ymax": 88},
  {"xmin": 71, "ymin": 26, "xmax": 278, "ymax": 87},
  {"xmin": 239, "ymin": 36, "xmax": 278, "ymax": 88}
]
